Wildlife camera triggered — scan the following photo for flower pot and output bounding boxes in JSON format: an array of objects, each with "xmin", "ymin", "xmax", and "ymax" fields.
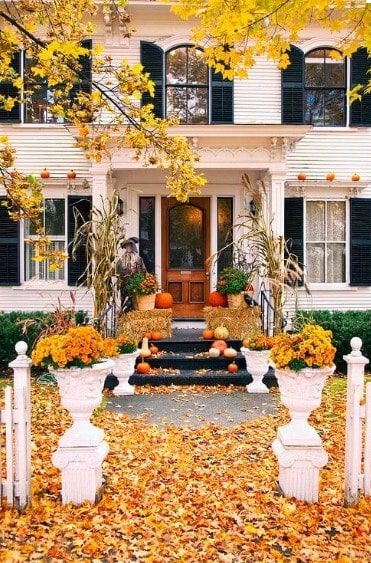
[
  {"xmin": 51, "ymin": 359, "xmax": 114, "ymax": 448},
  {"xmin": 240, "ymin": 348, "xmax": 270, "ymax": 393},
  {"xmin": 274, "ymin": 364, "xmax": 335, "ymax": 446},
  {"xmin": 112, "ymin": 351, "xmax": 139, "ymax": 395},
  {"xmin": 132, "ymin": 294, "xmax": 156, "ymax": 310},
  {"xmin": 227, "ymin": 293, "xmax": 246, "ymax": 308}
]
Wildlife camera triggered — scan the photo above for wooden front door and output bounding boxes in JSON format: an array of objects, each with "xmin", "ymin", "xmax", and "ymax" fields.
[{"xmin": 161, "ymin": 197, "xmax": 210, "ymax": 318}]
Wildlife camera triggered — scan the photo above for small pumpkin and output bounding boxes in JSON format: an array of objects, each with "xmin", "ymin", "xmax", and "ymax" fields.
[
  {"xmin": 151, "ymin": 331, "xmax": 163, "ymax": 340},
  {"xmin": 136, "ymin": 360, "xmax": 151, "ymax": 374},
  {"xmin": 208, "ymin": 291, "xmax": 228, "ymax": 307},
  {"xmin": 208, "ymin": 347, "xmax": 220, "ymax": 357},
  {"xmin": 67, "ymin": 169, "xmax": 76, "ymax": 179},
  {"xmin": 155, "ymin": 292, "xmax": 173, "ymax": 309},
  {"xmin": 297, "ymin": 172, "xmax": 307, "ymax": 181},
  {"xmin": 143, "ymin": 331, "xmax": 152, "ymax": 339},
  {"xmin": 211, "ymin": 339, "xmax": 228, "ymax": 355},
  {"xmin": 149, "ymin": 344, "xmax": 159, "ymax": 355},
  {"xmin": 202, "ymin": 329, "xmax": 214, "ymax": 340},
  {"xmin": 223, "ymin": 346, "xmax": 238, "ymax": 359},
  {"xmin": 214, "ymin": 325, "xmax": 229, "ymax": 340},
  {"xmin": 227, "ymin": 362, "xmax": 238, "ymax": 373},
  {"xmin": 326, "ymin": 172, "xmax": 335, "ymax": 182},
  {"xmin": 351, "ymin": 172, "xmax": 360, "ymax": 182},
  {"xmin": 40, "ymin": 168, "xmax": 50, "ymax": 179}
]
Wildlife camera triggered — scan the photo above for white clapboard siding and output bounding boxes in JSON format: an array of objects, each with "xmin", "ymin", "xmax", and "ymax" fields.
[{"xmin": 234, "ymin": 58, "xmax": 281, "ymax": 124}]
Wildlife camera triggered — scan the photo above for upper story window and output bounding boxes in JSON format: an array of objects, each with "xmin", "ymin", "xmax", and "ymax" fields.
[
  {"xmin": 166, "ymin": 46, "xmax": 208, "ymax": 124},
  {"xmin": 0, "ymin": 40, "xmax": 92, "ymax": 124},
  {"xmin": 282, "ymin": 46, "xmax": 371, "ymax": 127},
  {"xmin": 141, "ymin": 41, "xmax": 233, "ymax": 124},
  {"xmin": 304, "ymin": 49, "xmax": 345, "ymax": 126}
]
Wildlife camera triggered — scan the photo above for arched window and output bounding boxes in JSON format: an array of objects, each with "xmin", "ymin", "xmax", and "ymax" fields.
[
  {"xmin": 304, "ymin": 48, "xmax": 345, "ymax": 126},
  {"xmin": 166, "ymin": 46, "xmax": 208, "ymax": 124}
]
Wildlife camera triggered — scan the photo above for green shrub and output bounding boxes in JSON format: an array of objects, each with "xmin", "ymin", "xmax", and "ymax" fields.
[
  {"xmin": 292, "ymin": 310, "xmax": 371, "ymax": 373},
  {"xmin": 0, "ymin": 310, "xmax": 89, "ymax": 370}
]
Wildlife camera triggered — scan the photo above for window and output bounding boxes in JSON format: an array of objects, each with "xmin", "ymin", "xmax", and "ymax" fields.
[
  {"xmin": 285, "ymin": 197, "xmax": 371, "ymax": 286},
  {"xmin": 282, "ymin": 46, "xmax": 371, "ymax": 126},
  {"xmin": 0, "ymin": 40, "xmax": 92, "ymax": 124},
  {"xmin": 306, "ymin": 200, "xmax": 346, "ymax": 283},
  {"xmin": 304, "ymin": 49, "xmax": 345, "ymax": 126},
  {"xmin": 140, "ymin": 41, "xmax": 233, "ymax": 124},
  {"xmin": 24, "ymin": 199, "xmax": 66, "ymax": 281}
]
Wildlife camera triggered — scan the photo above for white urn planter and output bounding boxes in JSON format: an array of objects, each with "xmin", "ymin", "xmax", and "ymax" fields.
[
  {"xmin": 112, "ymin": 351, "xmax": 139, "ymax": 395},
  {"xmin": 240, "ymin": 347, "xmax": 270, "ymax": 393},
  {"xmin": 51, "ymin": 359, "xmax": 114, "ymax": 505},
  {"xmin": 274, "ymin": 364, "xmax": 335, "ymax": 447}
]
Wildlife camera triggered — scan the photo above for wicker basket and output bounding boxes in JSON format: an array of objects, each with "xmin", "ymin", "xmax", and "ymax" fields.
[{"xmin": 132, "ymin": 294, "xmax": 156, "ymax": 311}]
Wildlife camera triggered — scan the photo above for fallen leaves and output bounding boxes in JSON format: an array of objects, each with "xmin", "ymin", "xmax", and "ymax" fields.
[{"xmin": 0, "ymin": 377, "xmax": 370, "ymax": 561}]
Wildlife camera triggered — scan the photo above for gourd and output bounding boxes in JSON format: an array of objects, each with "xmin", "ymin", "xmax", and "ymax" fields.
[
  {"xmin": 138, "ymin": 337, "xmax": 151, "ymax": 358},
  {"xmin": 149, "ymin": 344, "xmax": 159, "ymax": 355},
  {"xmin": 214, "ymin": 325, "xmax": 229, "ymax": 340},
  {"xmin": 208, "ymin": 291, "xmax": 228, "ymax": 307},
  {"xmin": 202, "ymin": 329, "xmax": 214, "ymax": 340},
  {"xmin": 227, "ymin": 362, "xmax": 238, "ymax": 373},
  {"xmin": 155, "ymin": 292, "xmax": 173, "ymax": 309},
  {"xmin": 223, "ymin": 347, "xmax": 237, "ymax": 359},
  {"xmin": 208, "ymin": 347, "xmax": 220, "ymax": 357},
  {"xmin": 211, "ymin": 339, "xmax": 228, "ymax": 355}
]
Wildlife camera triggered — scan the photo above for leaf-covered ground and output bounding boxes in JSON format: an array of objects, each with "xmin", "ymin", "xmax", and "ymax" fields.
[{"xmin": 0, "ymin": 377, "xmax": 370, "ymax": 562}]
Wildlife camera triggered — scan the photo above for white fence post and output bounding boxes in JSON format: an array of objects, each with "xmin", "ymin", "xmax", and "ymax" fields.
[
  {"xmin": 8, "ymin": 341, "xmax": 32, "ymax": 510},
  {"xmin": 343, "ymin": 337, "xmax": 369, "ymax": 507}
]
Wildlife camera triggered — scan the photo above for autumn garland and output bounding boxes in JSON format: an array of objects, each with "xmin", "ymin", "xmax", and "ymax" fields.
[
  {"xmin": 269, "ymin": 324, "xmax": 336, "ymax": 372},
  {"xmin": 31, "ymin": 325, "xmax": 113, "ymax": 369}
]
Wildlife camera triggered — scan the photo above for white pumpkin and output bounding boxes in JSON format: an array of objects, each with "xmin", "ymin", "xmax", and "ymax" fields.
[
  {"xmin": 223, "ymin": 347, "xmax": 237, "ymax": 359},
  {"xmin": 214, "ymin": 325, "xmax": 229, "ymax": 339},
  {"xmin": 208, "ymin": 347, "xmax": 220, "ymax": 357}
]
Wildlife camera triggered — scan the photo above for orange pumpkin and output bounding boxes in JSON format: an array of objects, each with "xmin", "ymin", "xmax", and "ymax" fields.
[
  {"xmin": 202, "ymin": 329, "xmax": 214, "ymax": 340},
  {"xmin": 67, "ymin": 169, "xmax": 76, "ymax": 179},
  {"xmin": 227, "ymin": 362, "xmax": 238, "ymax": 373},
  {"xmin": 326, "ymin": 172, "xmax": 335, "ymax": 182},
  {"xmin": 149, "ymin": 344, "xmax": 159, "ymax": 355},
  {"xmin": 297, "ymin": 172, "xmax": 307, "ymax": 181},
  {"xmin": 155, "ymin": 292, "xmax": 173, "ymax": 309},
  {"xmin": 151, "ymin": 331, "xmax": 163, "ymax": 340},
  {"xmin": 351, "ymin": 173, "xmax": 360, "ymax": 182},
  {"xmin": 224, "ymin": 346, "xmax": 238, "ymax": 359},
  {"xmin": 211, "ymin": 339, "xmax": 228, "ymax": 355},
  {"xmin": 40, "ymin": 168, "xmax": 50, "ymax": 179},
  {"xmin": 143, "ymin": 331, "xmax": 152, "ymax": 339},
  {"xmin": 136, "ymin": 360, "xmax": 151, "ymax": 374},
  {"xmin": 208, "ymin": 291, "xmax": 228, "ymax": 307}
]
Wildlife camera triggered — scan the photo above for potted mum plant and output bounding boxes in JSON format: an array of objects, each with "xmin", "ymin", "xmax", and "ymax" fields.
[
  {"xmin": 269, "ymin": 323, "xmax": 336, "ymax": 444},
  {"xmin": 240, "ymin": 332, "xmax": 276, "ymax": 393},
  {"xmin": 126, "ymin": 272, "xmax": 160, "ymax": 310},
  {"xmin": 216, "ymin": 267, "xmax": 250, "ymax": 308}
]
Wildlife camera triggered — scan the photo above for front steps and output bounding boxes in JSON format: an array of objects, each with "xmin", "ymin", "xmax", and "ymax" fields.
[{"xmin": 128, "ymin": 326, "xmax": 276, "ymax": 387}]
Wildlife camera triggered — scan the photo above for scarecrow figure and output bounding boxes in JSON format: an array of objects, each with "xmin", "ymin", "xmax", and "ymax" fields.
[{"xmin": 116, "ymin": 237, "xmax": 147, "ymax": 311}]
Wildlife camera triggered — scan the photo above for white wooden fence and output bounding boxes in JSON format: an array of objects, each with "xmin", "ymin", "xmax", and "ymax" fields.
[
  {"xmin": 343, "ymin": 337, "xmax": 371, "ymax": 507},
  {"xmin": 0, "ymin": 342, "xmax": 32, "ymax": 510}
]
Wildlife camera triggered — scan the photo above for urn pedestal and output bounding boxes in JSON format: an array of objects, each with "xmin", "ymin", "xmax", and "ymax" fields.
[
  {"xmin": 240, "ymin": 348, "xmax": 270, "ymax": 393},
  {"xmin": 112, "ymin": 351, "xmax": 139, "ymax": 395},
  {"xmin": 51, "ymin": 359, "xmax": 113, "ymax": 505}
]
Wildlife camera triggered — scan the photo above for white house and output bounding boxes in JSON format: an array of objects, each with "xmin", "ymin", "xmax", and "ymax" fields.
[{"xmin": 0, "ymin": 0, "xmax": 370, "ymax": 326}]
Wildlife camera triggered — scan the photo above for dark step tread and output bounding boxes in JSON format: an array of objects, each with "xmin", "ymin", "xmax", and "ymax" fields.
[{"xmin": 129, "ymin": 368, "xmax": 276, "ymax": 387}]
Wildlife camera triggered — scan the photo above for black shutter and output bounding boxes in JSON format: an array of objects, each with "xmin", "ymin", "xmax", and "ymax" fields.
[
  {"xmin": 0, "ymin": 51, "xmax": 21, "ymax": 122},
  {"xmin": 282, "ymin": 46, "xmax": 304, "ymax": 124},
  {"xmin": 69, "ymin": 39, "xmax": 92, "ymax": 106},
  {"xmin": 350, "ymin": 48, "xmax": 371, "ymax": 126},
  {"xmin": 0, "ymin": 199, "xmax": 20, "ymax": 285},
  {"xmin": 284, "ymin": 197, "xmax": 304, "ymax": 285},
  {"xmin": 350, "ymin": 198, "xmax": 371, "ymax": 285},
  {"xmin": 140, "ymin": 41, "xmax": 164, "ymax": 118},
  {"xmin": 211, "ymin": 69, "xmax": 233, "ymax": 123},
  {"xmin": 67, "ymin": 196, "xmax": 92, "ymax": 286}
]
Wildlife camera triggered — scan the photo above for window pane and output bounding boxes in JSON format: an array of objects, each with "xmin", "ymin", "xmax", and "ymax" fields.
[
  {"xmin": 167, "ymin": 47, "xmax": 187, "ymax": 83},
  {"xmin": 169, "ymin": 205, "xmax": 203, "ymax": 269},
  {"xmin": 324, "ymin": 91, "xmax": 345, "ymax": 126},
  {"xmin": 45, "ymin": 199, "xmax": 65, "ymax": 235},
  {"xmin": 187, "ymin": 49, "xmax": 208, "ymax": 83},
  {"xmin": 307, "ymin": 243, "xmax": 325, "ymax": 282},
  {"xmin": 139, "ymin": 196, "xmax": 155, "ymax": 273},
  {"xmin": 327, "ymin": 243, "xmax": 345, "ymax": 282},
  {"xmin": 217, "ymin": 197, "xmax": 233, "ymax": 276},
  {"xmin": 327, "ymin": 201, "xmax": 345, "ymax": 240},
  {"xmin": 167, "ymin": 86, "xmax": 207, "ymax": 124},
  {"xmin": 306, "ymin": 201, "xmax": 325, "ymax": 240}
]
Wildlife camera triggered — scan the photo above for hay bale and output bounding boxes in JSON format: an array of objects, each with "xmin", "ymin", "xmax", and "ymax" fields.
[
  {"xmin": 203, "ymin": 306, "xmax": 261, "ymax": 340},
  {"xmin": 117, "ymin": 308, "xmax": 172, "ymax": 341}
]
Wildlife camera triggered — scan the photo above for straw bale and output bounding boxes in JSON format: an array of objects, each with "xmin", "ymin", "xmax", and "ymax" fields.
[
  {"xmin": 117, "ymin": 308, "xmax": 172, "ymax": 341},
  {"xmin": 203, "ymin": 306, "xmax": 261, "ymax": 340}
]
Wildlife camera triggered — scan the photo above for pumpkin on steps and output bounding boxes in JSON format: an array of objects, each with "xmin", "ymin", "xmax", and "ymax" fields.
[
  {"xmin": 227, "ymin": 362, "xmax": 238, "ymax": 373},
  {"xmin": 155, "ymin": 292, "xmax": 173, "ymax": 309},
  {"xmin": 223, "ymin": 347, "xmax": 237, "ymax": 359},
  {"xmin": 202, "ymin": 329, "xmax": 214, "ymax": 340},
  {"xmin": 214, "ymin": 325, "xmax": 229, "ymax": 340},
  {"xmin": 211, "ymin": 340, "xmax": 228, "ymax": 355},
  {"xmin": 208, "ymin": 347, "xmax": 220, "ymax": 357},
  {"xmin": 136, "ymin": 360, "xmax": 151, "ymax": 374}
]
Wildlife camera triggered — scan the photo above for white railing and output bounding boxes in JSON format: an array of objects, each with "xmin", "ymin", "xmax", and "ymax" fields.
[
  {"xmin": 0, "ymin": 342, "xmax": 32, "ymax": 510},
  {"xmin": 343, "ymin": 337, "xmax": 371, "ymax": 507}
]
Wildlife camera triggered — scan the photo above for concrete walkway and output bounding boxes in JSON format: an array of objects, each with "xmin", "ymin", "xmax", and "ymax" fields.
[{"xmin": 105, "ymin": 388, "xmax": 278, "ymax": 428}]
